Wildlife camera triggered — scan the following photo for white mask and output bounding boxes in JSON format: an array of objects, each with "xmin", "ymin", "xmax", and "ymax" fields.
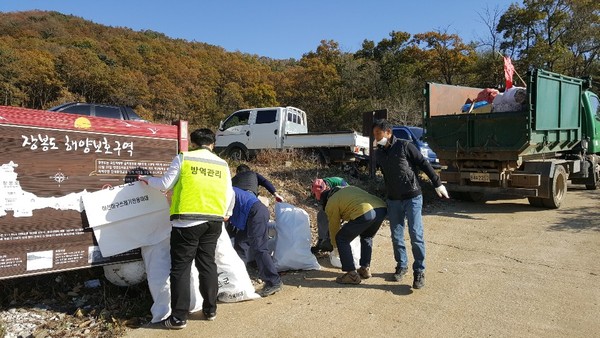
[{"xmin": 376, "ymin": 137, "xmax": 388, "ymax": 146}]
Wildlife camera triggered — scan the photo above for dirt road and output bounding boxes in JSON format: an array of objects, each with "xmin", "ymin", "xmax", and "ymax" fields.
[{"xmin": 126, "ymin": 187, "xmax": 600, "ymax": 338}]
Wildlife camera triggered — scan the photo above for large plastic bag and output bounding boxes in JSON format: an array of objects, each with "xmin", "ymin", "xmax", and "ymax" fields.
[
  {"xmin": 492, "ymin": 86, "xmax": 527, "ymax": 112},
  {"xmin": 214, "ymin": 223, "xmax": 261, "ymax": 302},
  {"xmin": 329, "ymin": 237, "xmax": 361, "ymax": 269},
  {"xmin": 273, "ymin": 203, "xmax": 321, "ymax": 271},
  {"xmin": 141, "ymin": 237, "xmax": 205, "ymax": 322}
]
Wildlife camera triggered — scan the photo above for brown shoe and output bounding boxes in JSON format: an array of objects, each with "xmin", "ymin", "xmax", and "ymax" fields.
[
  {"xmin": 336, "ymin": 271, "xmax": 361, "ymax": 284},
  {"xmin": 357, "ymin": 266, "xmax": 372, "ymax": 279}
]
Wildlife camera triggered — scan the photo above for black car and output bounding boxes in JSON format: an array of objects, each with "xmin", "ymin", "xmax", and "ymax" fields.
[{"xmin": 48, "ymin": 102, "xmax": 145, "ymax": 121}]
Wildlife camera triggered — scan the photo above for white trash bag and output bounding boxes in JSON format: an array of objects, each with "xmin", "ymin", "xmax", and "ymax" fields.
[
  {"xmin": 273, "ymin": 203, "xmax": 321, "ymax": 271},
  {"xmin": 329, "ymin": 237, "xmax": 361, "ymax": 269},
  {"xmin": 215, "ymin": 223, "xmax": 261, "ymax": 302}
]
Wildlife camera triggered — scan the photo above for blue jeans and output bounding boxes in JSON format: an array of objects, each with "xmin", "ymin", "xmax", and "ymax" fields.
[
  {"xmin": 336, "ymin": 207, "xmax": 387, "ymax": 272},
  {"xmin": 387, "ymin": 195, "xmax": 425, "ymax": 272}
]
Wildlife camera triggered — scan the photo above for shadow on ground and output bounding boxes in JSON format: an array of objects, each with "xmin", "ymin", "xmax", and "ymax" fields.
[{"xmin": 279, "ymin": 257, "xmax": 413, "ymax": 297}]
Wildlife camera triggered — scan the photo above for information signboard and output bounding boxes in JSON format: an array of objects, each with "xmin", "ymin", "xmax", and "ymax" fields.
[{"xmin": 0, "ymin": 106, "xmax": 181, "ymax": 279}]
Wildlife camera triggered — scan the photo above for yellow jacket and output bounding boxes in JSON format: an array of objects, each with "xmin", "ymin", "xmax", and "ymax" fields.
[{"xmin": 324, "ymin": 186, "xmax": 386, "ymax": 246}]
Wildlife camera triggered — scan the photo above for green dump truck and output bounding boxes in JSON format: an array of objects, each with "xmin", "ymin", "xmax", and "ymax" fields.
[{"xmin": 424, "ymin": 68, "xmax": 600, "ymax": 208}]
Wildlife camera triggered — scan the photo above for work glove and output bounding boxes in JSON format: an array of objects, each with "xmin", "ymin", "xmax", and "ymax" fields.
[
  {"xmin": 435, "ymin": 184, "xmax": 449, "ymax": 199},
  {"xmin": 274, "ymin": 192, "xmax": 284, "ymax": 203}
]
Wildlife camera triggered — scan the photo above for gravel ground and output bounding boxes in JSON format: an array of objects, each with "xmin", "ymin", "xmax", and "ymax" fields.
[{"xmin": 125, "ymin": 186, "xmax": 600, "ymax": 338}]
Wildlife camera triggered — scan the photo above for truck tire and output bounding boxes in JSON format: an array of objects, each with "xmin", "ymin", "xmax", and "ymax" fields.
[
  {"xmin": 227, "ymin": 146, "xmax": 248, "ymax": 161},
  {"xmin": 541, "ymin": 165, "xmax": 567, "ymax": 209}
]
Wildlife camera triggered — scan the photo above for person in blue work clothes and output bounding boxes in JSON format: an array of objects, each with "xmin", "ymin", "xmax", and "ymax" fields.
[
  {"xmin": 229, "ymin": 186, "xmax": 283, "ymax": 297},
  {"xmin": 139, "ymin": 128, "xmax": 234, "ymax": 329},
  {"xmin": 372, "ymin": 119, "xmax": 449, "ymax": 289}
]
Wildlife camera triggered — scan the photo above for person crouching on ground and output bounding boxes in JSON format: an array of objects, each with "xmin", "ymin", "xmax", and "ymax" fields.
[
  {"xmin": 321, "ymin": 185, "xmax": 387, "ymax": 284},
  {"xmin": 311, "ymin": 177, "xmax": 348, "ymax": 253},
  {"xmin": 229, "ymin": 186, "xmax": 283, "ymax": 297}
]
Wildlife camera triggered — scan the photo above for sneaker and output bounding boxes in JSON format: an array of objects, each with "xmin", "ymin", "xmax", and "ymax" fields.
[
  {"xmin": 335, "ymin": 270, "xmax": 361, "ymax": 284},
  {"xmin": 202, "ymin": 310, "xmax": 216, "ymax": 321},
  {"xmin": 413, "ymin": 271, "xmax": 425, "ymax": 289},
  {"xmin": 160, "ymin": 315, "xmax": 187, "ymax": 330},
  {"xmin": 357, "ymin": 266, "xmax": 372, "ymax": 279},
  {"xmin": 259, "ymin": 283, "xmax": 283, "ymax": 297},
  {"xmin": 393, "ymin": 267, "xmax": 408, "ymax": 282}
]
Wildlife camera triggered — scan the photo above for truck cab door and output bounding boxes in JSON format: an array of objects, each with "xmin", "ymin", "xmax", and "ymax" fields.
[
  {"xmin": 215, "ymin": 110, "xmax": 251, "ymax": 149},
  {"xmin": 246, "ymin": 109, "xmax": 280, "ymax": 149},
  {"xmin": 584, "ymin": 93, "xmax": 600, "ymax": 154}
]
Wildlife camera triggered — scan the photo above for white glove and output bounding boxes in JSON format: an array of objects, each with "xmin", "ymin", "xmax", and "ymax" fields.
[
  {"xmin": 435, "ymin": 185, "xmax": 449, "ymax": 199},
  {"xmin": 274, "ymin": 192, "xmax": 284, "ymax": 203}
]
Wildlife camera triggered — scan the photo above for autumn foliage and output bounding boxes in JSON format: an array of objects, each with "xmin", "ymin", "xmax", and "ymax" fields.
[{"xmin": 0, "ymin": 2, "xmax": 598, "ymax": 130}]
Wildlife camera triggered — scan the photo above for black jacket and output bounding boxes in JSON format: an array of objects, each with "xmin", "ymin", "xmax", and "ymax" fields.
[
  {"xmin": 374, "ymin": 135, "xmax": 441, "ymax": 200},
  {"xmin": 231, "ymin": 171, "xmax": 277, "ymax": 196}
]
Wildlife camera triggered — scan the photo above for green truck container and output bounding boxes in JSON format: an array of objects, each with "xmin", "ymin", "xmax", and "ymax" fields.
[{"xmin": 424, "ymin": 68, "xmax": 600, "ymax": 208}]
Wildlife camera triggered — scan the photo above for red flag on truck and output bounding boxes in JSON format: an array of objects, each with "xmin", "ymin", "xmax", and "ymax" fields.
[{"xmin": 504, "ymin": 56, "xmax": 515, "ymax": 89}]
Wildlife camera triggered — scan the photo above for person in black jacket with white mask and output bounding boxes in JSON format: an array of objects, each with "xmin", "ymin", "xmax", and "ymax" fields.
[{"xmin": 372, "ymin": 119, "xmax": 449, "ymax": 289}]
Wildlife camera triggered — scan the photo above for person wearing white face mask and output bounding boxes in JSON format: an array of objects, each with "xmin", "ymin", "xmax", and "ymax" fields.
[
  {"xmin": 376, "ymin": 137, "xmax": 389, "ymax": 147},
  {"xmin": 372, "ymin": 119, "xmax": 449, "ymax": 289}
]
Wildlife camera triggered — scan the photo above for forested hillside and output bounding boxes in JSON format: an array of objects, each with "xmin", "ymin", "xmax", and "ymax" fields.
[{"xmin": 1, "ymin": 1, "xmax": 598, "ymax": 130}]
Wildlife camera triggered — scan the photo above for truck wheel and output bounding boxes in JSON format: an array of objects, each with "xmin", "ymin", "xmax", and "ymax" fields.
[
  {"xmin": 542, "ymin": 165, "xmax": 567, "ymax": 209},
  {"xmin": 227, "ymin": 147, "xmax": 247, "ymax": 161},
  {"xmin": 227, "ymin": 147, "xmax": 248, "ymax": 161}
]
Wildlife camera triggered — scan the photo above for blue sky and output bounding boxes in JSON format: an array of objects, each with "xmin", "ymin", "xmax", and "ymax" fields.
[{"xmin": 0, "ymin": 0, "xmax": 518, "ymax": 59}]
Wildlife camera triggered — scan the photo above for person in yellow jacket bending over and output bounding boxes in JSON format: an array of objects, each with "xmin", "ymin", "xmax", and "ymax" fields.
[{"xmin": 321, "ymin": 185, "xmax": 387, "ymax": 284}]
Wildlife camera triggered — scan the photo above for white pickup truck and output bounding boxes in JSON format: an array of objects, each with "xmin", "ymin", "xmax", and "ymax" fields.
[{"xmin": 215, "ymin": 106, "xmax": 369, "ymax": 164}]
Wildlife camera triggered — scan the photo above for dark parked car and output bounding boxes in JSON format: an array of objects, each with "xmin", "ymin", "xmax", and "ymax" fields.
[
  {"xmin": 48, "ymin": 102, "xmax": 145, "ymax": 121},
  {"xmin": 392, "ymin": 126, "xmax": 440, "ymax": 168}
]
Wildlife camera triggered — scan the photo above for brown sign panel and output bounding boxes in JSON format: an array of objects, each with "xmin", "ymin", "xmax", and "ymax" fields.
[
  {"xmin": 0, "ymin": 106, "xmax": 180, "ymax": 279},
  {"xmin": 426, "ymin": 83, "xmax": 483, "ymax": 117}
]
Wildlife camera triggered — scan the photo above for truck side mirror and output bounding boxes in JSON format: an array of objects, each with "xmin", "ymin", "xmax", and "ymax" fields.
[{"xmin": 218, "ymin": 120, "xmax": 224, "ymax": 131}]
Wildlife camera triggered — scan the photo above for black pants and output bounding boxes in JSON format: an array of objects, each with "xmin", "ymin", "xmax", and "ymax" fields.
[
  {"xmin": 170, "ymin": 221, "xmax": 222, "ymax": 320},
  {"xmin": 234, "ymin": 202, "xmax": 281, "ymax": 287}
]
